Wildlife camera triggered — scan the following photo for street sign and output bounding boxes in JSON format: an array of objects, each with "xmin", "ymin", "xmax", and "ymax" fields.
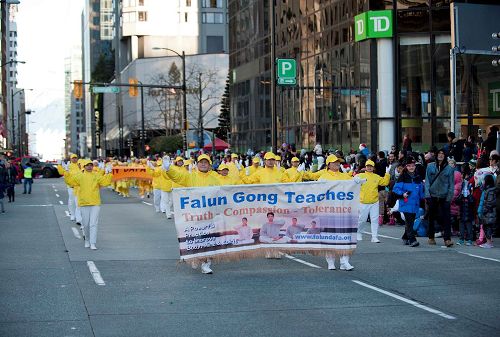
[
  {"xmin": 276, "ymin": 58, "xmax": 296, "ymax": 86},
  {"xmin": 355, "ymin": 10, "xmax": 393, "ymax": 42},
  {"xmin": 277, "ymin": 78, "xmax": 297, "ymax": 85},
  {"xmin": 92, "ymin": 86, "xmax": 120, "ymax": 94}
]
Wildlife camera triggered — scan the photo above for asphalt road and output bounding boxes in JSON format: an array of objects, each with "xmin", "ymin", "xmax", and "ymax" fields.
[{"xmin": 1, "ymin": 178, "xmax": 499, "ymax": 337}]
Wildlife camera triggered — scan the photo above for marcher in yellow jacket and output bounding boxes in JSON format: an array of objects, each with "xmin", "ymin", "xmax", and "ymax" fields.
[
  {"xmin": 146, "ymin": 159, "xmax": 163, "ymax": 213},
  {"xmin": 226, "ymin": 153, "xmax": 241, "ymax": 179},
  {"xmin": 217, "ymin": 163, "xmax": 242, "ymax": 185},
  {"xmin": 162, "ymin": 154, "xmax": 220, "ymax": 274},
  {"xmin": 242, "ymin": 152, "xmax": 289, "ymax": 184},
  {"xmin": 355, "ymin": 159, "xmax": 390, "ymax": 243},
  {"xmin": 284, "ymin": 157, "xmax": 304, "ymax": 182},
  {"xmin": 65, "ymin": 159, "xmax": 113, "ymax": 250},
  {"xmin": 318, "ymin": 154, "xmax": 356, "ymax": 271},
  {"xmin": 59, "ymin": 154, "xmax": 81, "ymax": 222}
]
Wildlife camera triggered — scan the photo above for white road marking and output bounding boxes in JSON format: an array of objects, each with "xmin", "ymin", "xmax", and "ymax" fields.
[
  {"xmin": 457, "ymin": 251, "xmax": 500, "ymax": 263},
  {"xmin": 59, "ymin": 200, "xmax": 64, "ymax": 205},
  {"xmin": 65, "ymin": 211, "xmax": 70, "ymax": 217},
  {"xmin": 87, "ymin": 261, "xmax": 106, "ymax": 286},
  {"xmin": 55, "ymin": 194, "xmax": 60, "ymax": 197},
  {"xmin": 352, "ymin": 280, "xmax": 456, "ymax": 320},
  {"xmin": 142, "ymin": 201, "xmax": 153, "ymax": 206},
  {"xmin": 362, "ymin": 231, "xmax": 399, "ymax": 240},
  {"xmin": 71, "ymin": 227, "xmax": 82, "ymax": 239},
  {"xmin": 54, "ymin": 189, "xmax": 58, "ymax": 192},
  {"xmin": 17, "ymin": 204, "xmax": 53, "ymax": 207},
  {"xmin": 280, "ymin": 253, "xmax": 322, "ymax": 269}
]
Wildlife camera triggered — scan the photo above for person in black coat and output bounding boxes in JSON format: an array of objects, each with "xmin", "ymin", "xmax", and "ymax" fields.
[{"xmin": 4, "ymin": 161, "xmax": 17, "ymax": 202}]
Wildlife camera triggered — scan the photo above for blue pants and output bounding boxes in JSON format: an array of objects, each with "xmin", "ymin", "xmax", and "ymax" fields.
[{"xmin": 23, "ymin": 178, "xmax": 33, "ymax": 194}]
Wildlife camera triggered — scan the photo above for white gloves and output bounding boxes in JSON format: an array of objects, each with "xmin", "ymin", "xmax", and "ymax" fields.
[
  {"xmin": 188, "ymin": 163, "xmax": 194, "ymax": 173},
  {"xmin": 385, "ymin": 166, "xmax": 390, "ymax": 174},
  {"xmin": 62, "ymin": 161, "xmax": 69, "ymax": 172},
  {"xmin": 147, "ymin": 160, "xmax": 155, "ymax": 169},
  {"xmin": 353, "ymin": 176, "xmax": 363, "ymax": 184},
  {"xmin": 259, "ymin": 159, "xmax": 264, "ymax": 167},
  {"xmin": 244, "ymin": 159, "xmax": 249, "ymax": 167},
  {"xmin": 104, "ymin": 163, "xmax": 113, "ymax": 174},
  {"xmin": 297, "ymin": 163, "xmax": 305, "ymax": 172},
  {"xmin": 276, "ymin": 161, "xmax": 281, "ymax": 169},
  {"xmin": 162, "ymin": 156, "xmax": 171, "ymax": 171},
  {"xmin": 98, "ymin": 162, "xmax": 105, "ymax": 170},
  {"xmin": 245, "ymin": 166, "xmax": 250, "ymax": 176},
  {"xmin": 236, "ymin": 161, "xmax": 242, "ymax": 170},
  {"xmin": 340, "ymin": 164, "xmax": 347, "ymax": 173}
]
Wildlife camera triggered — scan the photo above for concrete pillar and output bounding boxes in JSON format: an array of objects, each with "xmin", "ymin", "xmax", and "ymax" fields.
[{"xmin": 377, "ymin": 38, "xmax": 395, "ymax": 152}]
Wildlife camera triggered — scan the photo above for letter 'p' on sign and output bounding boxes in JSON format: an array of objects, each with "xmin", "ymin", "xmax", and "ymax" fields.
[{"xmin": 276, "ymin": 59, "xmax": 297, "ymax": 86}]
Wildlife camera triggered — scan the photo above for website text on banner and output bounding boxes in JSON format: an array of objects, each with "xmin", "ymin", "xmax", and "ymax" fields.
[
  {"xmin": 111, "ymin": 167, "xmax": 153, "ymax": 181},
  {"xmin": 172, "ymin": 181, "xmax": 360, "ymax": 263}
]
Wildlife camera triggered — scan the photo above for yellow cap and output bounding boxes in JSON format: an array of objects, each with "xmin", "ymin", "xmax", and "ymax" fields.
[
  {"xmin": 218, "ymin": 163, "xmax": 229, "ymax": 170},
  {"xmin": 81, "ymin": 159, "xmax": 93, "ymax": 167},
  {"xmin": 252, "ymin": 157, "xmax": 260, "ymax": 164},
  {"xmin": 70, "ymin": 154, "xmax": 78, "ymax": 159},
  {"xmin": 291, "ymin": 157, "xmax": 299, "ymax": 162},
  {"xmin": 365, "ymin": 159, "xmax": 375, "ymax": 167},
  {"xmin": 264, "ymin": 152, "xmax": 276, "ymax": 160},
  {"xmin": 156, "ymin": 159, "xmax": 162, "ymax": 166},
  {"xmin": 197, "ymin": 154, "xmax": 212, "ymax": 165},
  {"xmin": 275, "ymin": 155, "xmax": 281, "ymax": 161},
  {"xmin": 184, "ymin": 159, "xmax": 192, "ymax": 166},
  {"xmin": 231, "ymin": 153, "xmax": 238, "ymax": 158},
  {"xmin": 326, "ymin": 155, "xmax": 344, "ymax": 164},
  {"xmin": 175, "ymin": 156, "xmax": 184, "ymax": 163}
]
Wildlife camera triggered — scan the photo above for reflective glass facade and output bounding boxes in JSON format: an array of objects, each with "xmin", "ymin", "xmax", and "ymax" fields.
[{"xmin": 229, "ymin": 0, "xmax": 500, "ymax": 152}]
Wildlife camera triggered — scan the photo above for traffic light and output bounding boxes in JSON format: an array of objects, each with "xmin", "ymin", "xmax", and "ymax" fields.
[
  {"xmin": 74, "ymin": 80, "xmax": 83, "ymax": 99},
  {"xmin": 129, "ymin": 78, "xmax": 138, "ymax": 97}
]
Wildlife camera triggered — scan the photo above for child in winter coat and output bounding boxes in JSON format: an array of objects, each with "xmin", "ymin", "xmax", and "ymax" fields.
[
  {"xmin": 457, "ymin": 165, "xmax": 475, "ymax": 246},
  {"xmin": 477, "ymin": 174, "xmax": 496, "ymax": 248}
]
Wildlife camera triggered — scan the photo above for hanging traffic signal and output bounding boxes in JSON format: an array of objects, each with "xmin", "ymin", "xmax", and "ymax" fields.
[
  {"xmin": 129, "ymin": 78, "xmax": 138, "ymax": 97},
  {"xmin": 74, "ymin": 80, "xmax": 83, "ymax": 99}
]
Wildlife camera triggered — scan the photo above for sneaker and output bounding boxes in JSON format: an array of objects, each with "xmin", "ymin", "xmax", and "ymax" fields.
[
  {"xmin": 84, "ymin": 241, "xmax": 90, "ymax": 248},
  {"xmin": 201, "ymin": 262, "xmax": 213, "ymax": 274},
  {"xmin": 357, "ymin": 233, "xmax": 363, "ymax": 241},
  {"xmin": 327, "ymin": 260, "xmax": 336, "ymax": 270},
  {"xmin": 403, "ymin": 239, "xmax": 409, "ymax": 245},
  {"xmin": 428, "ymin": 238, "xmax": 436, "ymax": 245},
  {"xmin": 435, "ymin": 232, "xmax": 443, "ymax": 238},
  {"xmin": 410, "ymin": 241, "xmax": 420, "ymax": 247},
  {"xmin": 466, "ymin": 240, "xmax": 473, "ymax": 246},
  {"xmin": 70, "ymin": 217, "xmax": 75, "ymax": 221},
  {"xmin": 167, "ymin": 214, "xmax": 172, "ymax": 219},
  {"xmin": 476, "ymin": 238, "xmax": 486, "ymax": 246},
  {"xmin": 371, "ymin": 237, "xmax": 381, "ymax": 243},
  {"xmin": 90, "ymin": 244, "xmax": 97, "ymax": 250},
  {"xmin": 340, "ymin": 262, "xmax": 354, "ymax": 271},
  {"xmin": 444, "ymin": 240, "xmax": 454, "ymax": 248},
  {"xmin": 479, "ymin": 243, "xmax": 493, "ymax": 249},
  {"xmin": 456, "ymin": 239, "xmax": 464, "ymax": 246},
  {"xmin": 76, "ymin": 222, "xmax": 82, "ymax": 227}
]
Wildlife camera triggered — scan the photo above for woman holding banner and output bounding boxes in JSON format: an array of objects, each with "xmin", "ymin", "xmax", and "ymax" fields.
[
  {"xmin": 162, "ymin": 154, "xmax": 220, "ymax": 274},
  {"xmin": 241, "ymin": 152, "xmax": 292, "ymax": 184},
  {"xmin": 318, "ymin": 154, "xmax": 356, "ymax": 271}
]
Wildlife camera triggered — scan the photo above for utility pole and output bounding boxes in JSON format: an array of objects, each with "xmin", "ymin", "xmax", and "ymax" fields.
[
  {"xmin": 114, "ymin": 0, "xmax": 122, "ymax": 157},
  {"xmin": 269, "ymin": 0, "xmax": 277, "ymax": 153},
  {"xmin": 198, "ymin": 73, "xmax": 204, "ymax": 149}
]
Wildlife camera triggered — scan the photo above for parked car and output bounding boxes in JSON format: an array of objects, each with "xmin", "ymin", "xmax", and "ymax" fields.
[{"xmin": 13, "ymin": 156, "xmax": 61, "ymax": 178}]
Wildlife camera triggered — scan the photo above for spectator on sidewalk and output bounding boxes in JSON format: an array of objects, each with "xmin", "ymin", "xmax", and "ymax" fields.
[
  {"xmin": 477, "ymin": 174, "xmax": 496, "ymax": 248},
  {"xmin": 5, "ymin": 161, "xmax": 16, "ymax": 202},
  {"xmin": 22, "ymin": 163, "xmax": 33, "ymax": 194}
]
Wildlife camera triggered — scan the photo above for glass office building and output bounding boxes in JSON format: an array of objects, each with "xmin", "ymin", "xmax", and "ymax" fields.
[{"xmin": 229, "ymin": 0, "xmax": 500, "ymax": 152}]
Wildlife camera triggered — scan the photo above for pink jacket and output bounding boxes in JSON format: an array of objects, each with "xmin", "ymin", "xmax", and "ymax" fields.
[{"xmin": 450, "ymin": 170, "xmax": 463, "ymax": 216}]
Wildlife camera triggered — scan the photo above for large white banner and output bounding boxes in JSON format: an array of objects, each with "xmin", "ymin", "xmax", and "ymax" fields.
[{"xmin": 172, "ymin": 181, "xmax": 360, "ymax": 263}]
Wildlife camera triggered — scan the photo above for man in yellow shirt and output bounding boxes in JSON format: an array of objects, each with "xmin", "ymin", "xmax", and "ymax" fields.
[
  {"xmin": 284, "ymin": 157, "xmax": 304, "ymax": 182},
  {"xmin": 355, "ymin": 159, "xmax": 390, "ymax": 243},
  {"xmin": 65, "ymin": 159, "xmax": 113, "ymax": 250},
  {"xmin": 59, "ymin": 154, "xmax": 80, "ymax": 221},
  {"xmin": 217, "ymin": 163, "xmax": 242, "ymax": 185},
  {"xmin": 242, "ymin": 152, "xmax": 289, "ymax": 184},
  {"xmin": 318, "ymin": 154, "xmax": 356, "ymax": 271}
]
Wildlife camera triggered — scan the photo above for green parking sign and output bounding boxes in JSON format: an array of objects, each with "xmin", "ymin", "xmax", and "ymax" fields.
[{"xmin": 276, "ymin": 59, "xmax": 296, "ymax": 85}]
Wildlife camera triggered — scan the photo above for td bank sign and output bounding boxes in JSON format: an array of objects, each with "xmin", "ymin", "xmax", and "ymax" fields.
[{"xmin": 354, "ymin": 10, "xmax": 393, "ymax": 42}]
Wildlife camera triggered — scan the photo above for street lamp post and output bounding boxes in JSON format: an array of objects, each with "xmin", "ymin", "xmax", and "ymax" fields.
[
  {"xmin": 152, "ymin": 47, "xmax": 187, "ymax": 153},
  {"xmin": 11, "ymin": 88, "xmax": 27, "ymax": 156}
]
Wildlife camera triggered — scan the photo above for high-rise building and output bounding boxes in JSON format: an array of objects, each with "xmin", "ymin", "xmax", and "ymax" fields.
[{"xmin": 229, "ymin": 0, "xmax": 500, "ymax": 153}]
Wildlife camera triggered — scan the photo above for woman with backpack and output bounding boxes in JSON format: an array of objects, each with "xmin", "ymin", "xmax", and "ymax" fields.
[
  {"xmin": 477, "ymin": 174, "xmax": 497, "ymax": 248},
  {"xmin": 393, "ymin": 157, "xmax": 425, "ymax": 247}
]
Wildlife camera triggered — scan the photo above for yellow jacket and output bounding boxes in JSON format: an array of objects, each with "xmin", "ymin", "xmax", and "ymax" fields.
[
  {"xmin": 66, "ymin": 171, "xmax": 113, "ymax": 206},
  {"xmin": 60, "ymin": 163, "xmax": 81, "ymax": 188},
  {"xmin": 227, "ymin": 162, "xmax": 241, "ymax": 179},
  {"xmin": 303, "ymin": 168, "xmax": 327, "ymax": 181},
  {"xmin": 242, "ymin": 166, "xmax": 289, "ymax": 184},
  {"xmin": 217, "ymin": 174, "xmax": 242, "ymax": 185},
  {"xmin": 146, "ymin": 166, "xmax": 161, "ymax": 189},
  {"xmin": 164, "ymin": 166, "xmax": 220, "ymax": 187},
  {"xmin": 318, "ymin": 170, "xmax": 352, "ymax": 181},
  {"xmin": 285, "ymin": 167, "xmax": 304, "ymax": 182},
  {"xmin": 356, "ymin": 172, "xmax": 390, "ymax": 204}
]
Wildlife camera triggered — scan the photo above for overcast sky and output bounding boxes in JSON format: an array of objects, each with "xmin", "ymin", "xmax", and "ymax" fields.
[{"xmin": 16, "ymin": 0, "xmax": 83, "ymax": 160}]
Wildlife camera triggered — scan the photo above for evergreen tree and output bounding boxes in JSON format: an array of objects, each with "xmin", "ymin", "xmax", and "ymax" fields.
[{"xmin": 215, "ymin": 73, "xmax": 231, "ymax": 141}]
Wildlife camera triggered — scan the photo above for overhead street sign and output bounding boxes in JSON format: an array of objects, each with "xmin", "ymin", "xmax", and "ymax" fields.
[
  {"xmin": 276, "ymin": 58, "xmax": 296, "ymax": 86},
  {"xmin": 92, "ymin": 86, "xmax": 120, "ymax": 94}
]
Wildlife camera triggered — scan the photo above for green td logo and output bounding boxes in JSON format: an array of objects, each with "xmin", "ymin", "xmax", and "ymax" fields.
[{"xmin": 355, "ymin": 10, "xmax": 393, "ymax": 42}]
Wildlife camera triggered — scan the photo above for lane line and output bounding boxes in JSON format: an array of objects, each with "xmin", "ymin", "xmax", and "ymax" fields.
[
  {"xmin": 54, "ymin": 189, "xmax": 58, "ymax": 192},
  {"xmin": 71, "ymin": 227, "xmax": 82, "ymax": 239},
  {"xmin": 17, "ymin": 204, "xmax": 53, "ymax": 207},
  {"xmin": 280, "ymin": 253, "xmax": 322, "ymax": 269},
  {"xmin": 352, "ymin": 280, "xmax": 456, "ymax": 320},
  {"xmin": 55, "ymin": 194, "xmax": 60, "ymax": 197},
  {"xmin": 59, "ymin": 200, "xmax": 64, "ymax": 205},
  {"xmin": 362, "ymin": 231, "xmax": 399, "ymax": 240},
  {"xmin": 65, "ymin": 211, "xmax": 70, "ymax": 217},
  {"xmin": 457, "ymin": 251, "xmax": 500, "ymax": 263},
  {"xmin": 87, "ymin": 261, "xmax": 106, "ymax": 286},
  {"xmin": 142, "ymin": 201, "xmax": 153, "ymax": 206}
]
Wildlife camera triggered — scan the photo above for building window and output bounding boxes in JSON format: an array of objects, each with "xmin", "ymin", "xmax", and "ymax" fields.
[
  {"xmin": 185, "ymin": 12, "xmax": 188, "ymax": 22},
  {"xmin": 206, "ymin": 36, "xmax": 223, "ymax": 53},
  {"xmin": 202, "ymin": 0, "xmax": 222, "ymax": 8},
  {"xmin": 186, "ymin": 0, "xmax": 191, "ymax": 6},
  {"xmin": 202, "ymin": 12, "xmax": 223, "ymax": 24},
  {"xmin": 138, "ymin": 11, "xmax": 147, "ymax": 21}
]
